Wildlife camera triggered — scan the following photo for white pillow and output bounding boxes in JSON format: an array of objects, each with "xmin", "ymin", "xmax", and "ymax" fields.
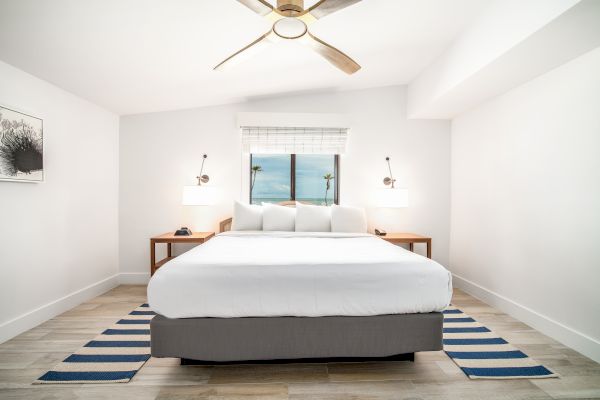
[
  {"xmin": 231, "ymin": 201, "xmax": 262, "ymax": 231},
  {"xmin": 331, "ymin": 204, "xmax": 368, "ymax": 233},
  {"xmin": 295, "ymin": 202, "xmax": 331, "ymax": 232},
  {"xmin": 262, "ymin": 203, "xmax": 296, "ymax": 231}
]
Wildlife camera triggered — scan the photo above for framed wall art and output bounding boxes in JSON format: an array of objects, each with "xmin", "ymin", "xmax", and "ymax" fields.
[{"xmin": 0, "ymin": 105, "xmax": 44, "ymax": 182}]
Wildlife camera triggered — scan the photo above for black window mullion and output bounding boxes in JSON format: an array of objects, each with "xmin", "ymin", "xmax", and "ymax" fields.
[
  {"xmin": 290, "ymin": 154, "xmax": 296, "ymax": 201},
  {"xmin": 249, "ymin": 153, "xmax": 253, "ymax": 204}
]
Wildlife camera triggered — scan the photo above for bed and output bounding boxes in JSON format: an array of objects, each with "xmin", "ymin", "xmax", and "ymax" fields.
[{"xmin": 148, "ymin": 213, "xmax": 452, "ymax": 364}]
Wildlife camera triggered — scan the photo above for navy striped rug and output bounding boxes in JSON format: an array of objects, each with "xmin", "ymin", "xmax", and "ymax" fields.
[
  {"xmin": 34, "ymin": 304, "xmax": 155, "ymax": 384},
  {"xmin": 34, "ymin": 303, "xmax": 557, "ymax": 382},
  {"xmin": 443, "ymin": 306, "xmax": 557, "ymax": 379}
]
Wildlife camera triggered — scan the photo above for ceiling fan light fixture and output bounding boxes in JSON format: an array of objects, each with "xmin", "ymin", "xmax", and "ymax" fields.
[{"xmin": 273, "ymin": 17, "xmax": 307, "ymax": 39}]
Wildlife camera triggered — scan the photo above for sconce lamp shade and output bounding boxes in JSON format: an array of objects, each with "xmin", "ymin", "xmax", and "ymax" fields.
[
  {"xmin": 182, "ymin": 185, "xmax": 217, "ymax": 206},
  {"xmin": 376, "ymin": 188, "xmax": 409, "ymax": 208}
]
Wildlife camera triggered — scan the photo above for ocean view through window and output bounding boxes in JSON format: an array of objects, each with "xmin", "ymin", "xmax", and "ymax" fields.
[{"xmin": 250, "ymin": 154, "xmax": 338, "ymax": 205}]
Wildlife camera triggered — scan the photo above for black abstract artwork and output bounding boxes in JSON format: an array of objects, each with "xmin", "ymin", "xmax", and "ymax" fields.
[{"xmin": 0, "ymin": 106, "xmax": 44, "ymax": 182}]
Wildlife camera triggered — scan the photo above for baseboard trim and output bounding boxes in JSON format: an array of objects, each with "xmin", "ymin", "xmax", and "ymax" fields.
[
  {"xmin": 0, "ymin": 274, "xmax": 119, "ymax": 344},
  {"xmin": 118, "ymin": 272, "xmax": 150, "ymax": 285},
  {"xmin": 452, "ymin": 273, "xmax": 600, "ymax": 363}
]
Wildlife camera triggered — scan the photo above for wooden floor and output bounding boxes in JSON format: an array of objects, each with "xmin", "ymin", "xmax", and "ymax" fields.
[{"xmin": 0, "ymin": 286, "xmax": 598, "ymax": 400}]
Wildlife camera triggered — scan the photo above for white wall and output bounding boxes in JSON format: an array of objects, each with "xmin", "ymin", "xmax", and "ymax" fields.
[
  {"xmin": 119, "ymin": 86, "xmax": 451, "ymax": 280},
  {"xmin": 407, "ymin": 0, "xmax": 581, "ymax": 118},
  {"xmin": 450, "ymin": 47, "xmax": 600, "ymax": 362},
  {"xmin": 0, "ymin": 61, "xmax": 119, "ymax": 343},
  {"xmin": 407, "ymin": 0, "xmax": 600, "ymax": 120}
]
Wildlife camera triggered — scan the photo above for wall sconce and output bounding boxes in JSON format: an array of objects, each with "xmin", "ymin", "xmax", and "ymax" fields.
[
  {"xmin": 182, "ymin": 154, "xmax": 216, "ymax": 206},
  {"xmin": 383, "ymin": 156, "xmax": 396, "ymax": 188},
  {"xmin": 378, "ymin": 157, "xmax": 408, "ymax": 208},
  {"xmin": 197, "ymin": 154, "xmax": 210, "ymax": 185}
]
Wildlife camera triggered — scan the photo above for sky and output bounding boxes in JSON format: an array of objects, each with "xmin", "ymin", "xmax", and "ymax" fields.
[{"xmin": 251, "ymin": 154, "xmax": 335, "ymax": 202}]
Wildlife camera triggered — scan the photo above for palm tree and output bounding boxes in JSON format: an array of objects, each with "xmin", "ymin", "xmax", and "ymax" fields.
[
  {"xmin": 251, "ymin": 165, "xmax": 263, "ymax": 194},
  {"xmin": 323, "ymin": 173, "xmax": 334, "ymax": 206}
]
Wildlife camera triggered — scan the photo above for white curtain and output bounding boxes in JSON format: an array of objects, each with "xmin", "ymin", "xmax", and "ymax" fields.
[{"xmin": 241, "ymin": 126, "xmax": 348, "ymax": 154}]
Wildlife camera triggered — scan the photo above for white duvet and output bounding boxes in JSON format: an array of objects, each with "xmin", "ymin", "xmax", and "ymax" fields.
[{"xmin": 148, "ymin": 231, "xmax": 452, "ymax": 318}]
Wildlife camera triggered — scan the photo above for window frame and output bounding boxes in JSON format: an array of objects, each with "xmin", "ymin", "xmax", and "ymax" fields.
[{"xmin": 249, "ymin": 154, "xmax": 340, "ymax": 205}]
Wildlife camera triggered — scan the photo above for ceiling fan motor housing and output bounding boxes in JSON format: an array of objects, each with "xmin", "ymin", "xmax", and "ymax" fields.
[{"xmin": 277, "ymin": 0, "xmax": 304, "ymax": 15}]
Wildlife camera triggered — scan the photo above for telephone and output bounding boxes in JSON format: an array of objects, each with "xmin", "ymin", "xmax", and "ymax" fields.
[
  {"xmin": 374, "ymin": 228, "xmax": 387, "ymax": 236},
  {"xmin": 174, "ymin": 227, "xmax": 192, "ymax": 236}
]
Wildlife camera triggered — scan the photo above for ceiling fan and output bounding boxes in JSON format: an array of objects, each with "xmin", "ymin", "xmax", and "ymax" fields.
[{"xmin": 214, "ymin": 0, "xmax": 362, "ymax": 74}]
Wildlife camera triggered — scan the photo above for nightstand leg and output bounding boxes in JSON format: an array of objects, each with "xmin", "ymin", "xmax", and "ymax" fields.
[
  {"xmin": 427, "ymin": 240, "xmax": 432, "ymax": 259},
  {"xmin": 409, "ymin": 243, "xmax": 414, "ymax": 252},
  {"xmin": 167, "ymin": 243, "xmax": 172, "ymax": 258},
  {"xmin": 150, "ymin": 240, "xmax": 156, "ymax": 276}
]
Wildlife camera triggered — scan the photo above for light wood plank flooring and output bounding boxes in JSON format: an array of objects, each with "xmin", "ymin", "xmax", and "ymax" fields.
[{"xmin": 0, "ymin": 286, "xmax": 598, "ymax": 399}]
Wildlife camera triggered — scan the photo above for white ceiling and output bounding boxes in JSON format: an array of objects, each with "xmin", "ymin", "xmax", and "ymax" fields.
[{"xmin": 0, "ymin": 0, "xmax": 491, "ymax": 115}]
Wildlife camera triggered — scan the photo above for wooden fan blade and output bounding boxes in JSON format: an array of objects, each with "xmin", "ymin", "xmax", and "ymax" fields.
[
  {"xmin": 214, "ymin": 30, "xmax": 275, "ymax": 71},
  {"xmin": 302, "ymin": 32, "xmax": 361, "ymax": 74},
  {"xmin": 308, "ymin": 0, "xmax": 362, "ymax": 19},
  {"xmin": 236, "ymin": 0, "xmax": 273, "ymax": 16}
]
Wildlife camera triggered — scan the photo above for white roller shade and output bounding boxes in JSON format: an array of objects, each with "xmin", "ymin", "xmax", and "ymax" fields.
[{"xmin": 241, "ymin": 126, "xmax": 348, "ymax": 154}]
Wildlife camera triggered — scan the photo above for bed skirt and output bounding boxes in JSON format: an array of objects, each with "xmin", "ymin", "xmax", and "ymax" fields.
[{"xmin": 151, "ymin": 312, "xmax": 443, "ymax": 362}]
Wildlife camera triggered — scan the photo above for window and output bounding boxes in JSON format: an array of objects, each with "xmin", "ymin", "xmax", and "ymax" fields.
[
  {"xmin": 250, "ymin": 154, "xmax": 339, "ymax": 205},
  {"xmin": 249, "ymin": 155, "xmax": 292, "ymax": 204}
]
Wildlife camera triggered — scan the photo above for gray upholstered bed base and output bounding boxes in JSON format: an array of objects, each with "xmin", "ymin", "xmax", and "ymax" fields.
[{"xmin": 151, "ymin": 312, "xmax": 443, "ymax": 363}]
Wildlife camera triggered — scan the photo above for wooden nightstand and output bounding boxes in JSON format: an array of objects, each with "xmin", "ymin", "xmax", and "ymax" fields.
[
  {"xmin": 150, "ymin": 232, "xmax": 215, "ymax": 276},
  {"xmin": 379, "ymin": 233, "xmax": 432, "ymax": 259}
]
